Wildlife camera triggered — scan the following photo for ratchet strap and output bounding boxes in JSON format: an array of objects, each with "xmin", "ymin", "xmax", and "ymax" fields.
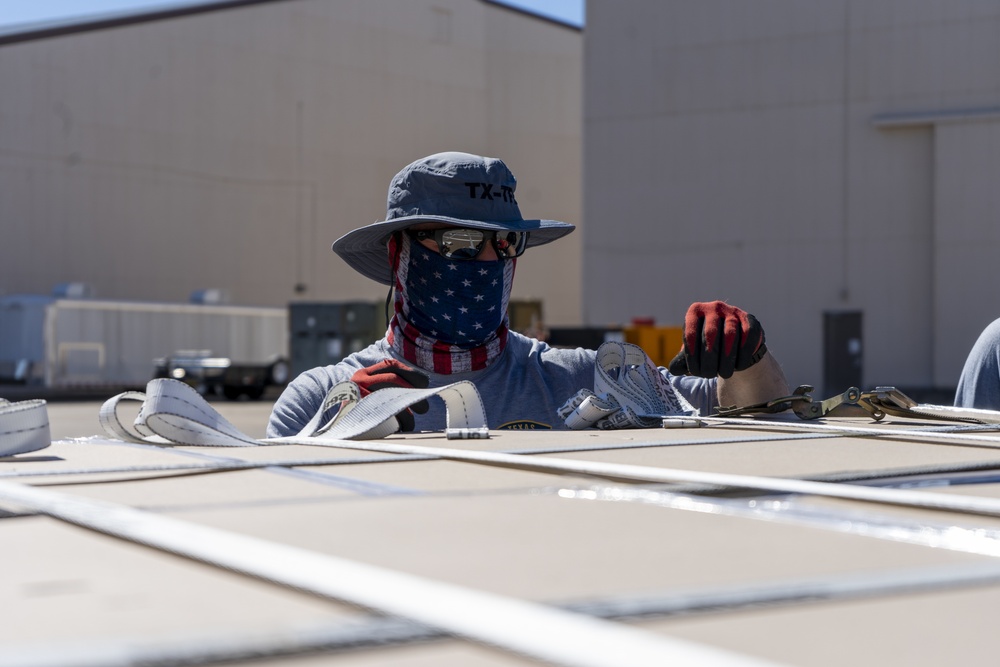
[
  {"xmin": 99, "ymin": 377, "xmax": 489, "ymax": 446},
  {"xmin": 0, "ymin": 398, "xmax": 51, "ymax": 456},
  {"xmin": 558, "ymin": 341, "xmax": 696, "ymax": 429},
  {"xmin": 718, "ymin": 384, "xmax": 1000, "ymax": 424}
]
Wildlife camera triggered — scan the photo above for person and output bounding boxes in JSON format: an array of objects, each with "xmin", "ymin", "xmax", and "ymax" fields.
[
  {"xmin": 267, "ymin": 152, "xmax": 789, "ymax": 436},
  {"xmin": 955, "ymin": 318, "xmax": 1000, "ymax": 409}
]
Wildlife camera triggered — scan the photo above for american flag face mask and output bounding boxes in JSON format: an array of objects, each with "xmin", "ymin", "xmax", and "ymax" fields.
[{"xmin": 387, "ymin": 233, "xmax": 515, "ymax": 374}]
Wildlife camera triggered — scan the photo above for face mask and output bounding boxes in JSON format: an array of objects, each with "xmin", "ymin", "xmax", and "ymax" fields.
[
  {"xmin": 399, "ymin": 235, "xmax": 513, "ymax": 346},
  {"xmin": 387, "ymin": 234, "xmax": 516, "ymax": 373}
]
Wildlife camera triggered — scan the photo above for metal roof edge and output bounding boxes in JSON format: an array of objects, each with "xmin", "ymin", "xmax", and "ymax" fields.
[
  {"xmin": 1, "ymin": 0, "xmax": 583, "ymax": 46},
  {"xmin": 872, "ymin": 106, "xmax": 1000, "ymax": 129},
  {"xmin": 0, "ymin": 0, "xmax": 298, "ymax": 47},
  {"xmin": 480, "ymin": 0, "xmax": 584, "ymax": 32}
]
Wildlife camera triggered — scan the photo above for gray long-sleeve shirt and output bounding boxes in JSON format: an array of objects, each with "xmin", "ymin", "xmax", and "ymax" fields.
[{"xmin": 267, "ymin": 330, "xmax": 718, "ymax": 437}]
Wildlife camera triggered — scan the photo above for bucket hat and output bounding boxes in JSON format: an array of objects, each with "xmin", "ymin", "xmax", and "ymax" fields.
[{"xmin": 332, "ymin": 151, "xmax": 575, "ymax": 285}]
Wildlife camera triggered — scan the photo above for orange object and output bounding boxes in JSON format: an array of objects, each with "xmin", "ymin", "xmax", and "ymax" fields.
[{"xmin": 622, "ymin": 324, "xmax": 683, "ymax": 367}]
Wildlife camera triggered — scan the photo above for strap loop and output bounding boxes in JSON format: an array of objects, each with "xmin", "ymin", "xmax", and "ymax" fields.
[{"xmin": 99, "ymin": 378, "xmax": 489, "ymax": 447}]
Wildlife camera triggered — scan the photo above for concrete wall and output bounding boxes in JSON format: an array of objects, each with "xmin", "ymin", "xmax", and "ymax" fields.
[
  {"xmin": 584, "ymin": 0, "xmax": 1000, "ymax": 392},
  {"xmin": 0, "ymin": 0, "xmax": 582, "ymax": 327}
]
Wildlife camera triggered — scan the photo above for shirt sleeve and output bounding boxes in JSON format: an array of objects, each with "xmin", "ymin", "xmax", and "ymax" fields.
[
  {"xmin": 955, "ymin": 318, "xmax": 1000, "ymax": 409},
  {"xmin": 266, "ymin": 370, "xmax": 328, "ymax": 437},
  {"xmin": 663, "ymin": 370, "xmax": 718, "ymax": 415}
]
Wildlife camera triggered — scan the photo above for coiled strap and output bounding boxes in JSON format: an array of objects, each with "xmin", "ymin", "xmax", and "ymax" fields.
[
  {"xmin": 0, "ymin": 398, "xmax": 51, "ymax": 456},
  {"xmin": 559, "ymin": 341, "xmax": 696, "ymax": 430}
]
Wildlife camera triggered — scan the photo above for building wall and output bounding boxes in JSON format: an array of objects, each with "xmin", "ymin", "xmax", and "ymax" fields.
[
  {"xmin": 584, "ymin": 0, "xmax": 1000, "ymax": 391},
  {"xmin": 0, "ymin": 0, "xmax": 582, "ymax": 327}
]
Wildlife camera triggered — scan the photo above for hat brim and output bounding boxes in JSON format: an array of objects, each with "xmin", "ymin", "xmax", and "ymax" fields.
[{"xmin": 332, "ymin": 215, "xmax": 576, "ymax": 285}]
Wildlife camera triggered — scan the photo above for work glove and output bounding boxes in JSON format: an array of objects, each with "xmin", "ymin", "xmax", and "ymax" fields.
[
  {"xmin": 350, "ymin": 359, "xmax": 430, "ymax": 432},
  {"xmin": 667, "ymin": 301, "xmax": 767, "ymax": 379}
]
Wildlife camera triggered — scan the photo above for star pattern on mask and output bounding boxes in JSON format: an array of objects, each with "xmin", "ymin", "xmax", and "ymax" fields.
[
  {"xmin": 403, "ymin": 241, "xmax": 509, "ymax": 348},
  {"xmin": 389, "ymin": 235, "xmax": 517, "ymax": 375}
]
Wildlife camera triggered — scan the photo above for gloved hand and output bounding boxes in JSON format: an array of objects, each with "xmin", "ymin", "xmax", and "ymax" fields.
[
  {"xmin": 667, "ymin": 301, "xmax": 767, "ymax": 379},
  {"xmin": 350, "ymin": 359, "xmax": 430, "ymax": 432}
]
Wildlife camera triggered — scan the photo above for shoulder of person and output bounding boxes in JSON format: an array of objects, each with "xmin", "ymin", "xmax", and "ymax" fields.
[{"xmin": 506, "ymin": 330, "xmax": 596, "ymax": 372}]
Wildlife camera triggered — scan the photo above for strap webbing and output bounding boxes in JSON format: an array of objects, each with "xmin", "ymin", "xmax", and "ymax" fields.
[
  {"xmin": 0, "ymin": 397, "xmax": 50, "ymax": 456},
  {"xmin": 0, "ymin": 480, "xmax": 782, "ymax": 667},
  {"xmin": 89, "ymin": 379, "xmax": 1000, "ymax": 518},
  {"xmin": 559, "ymin": 341, "xmax": 695, "ymax": 429},
  {"xmin": 4, "ymin": 560, "xmax": 999, "ymax": 666},
  {"xmin": 99, "ymin": 378, "xmax": 488, "ymax": 445}
]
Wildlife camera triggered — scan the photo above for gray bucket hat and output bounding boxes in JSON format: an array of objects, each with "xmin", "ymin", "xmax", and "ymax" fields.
[{"xmin": 332, "ymin": 151, "xmax": 576, "ymax": 285}]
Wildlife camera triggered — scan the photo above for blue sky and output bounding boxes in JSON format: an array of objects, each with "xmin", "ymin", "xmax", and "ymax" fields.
[{"xmin": 0, "ymin": 0, "xmax": 584, "ymax": 29}]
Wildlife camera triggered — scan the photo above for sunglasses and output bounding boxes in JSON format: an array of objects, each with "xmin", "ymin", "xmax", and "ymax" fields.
[{"xmin": 406, "ymin": 227, "xmax": 529, "ymax": 260}]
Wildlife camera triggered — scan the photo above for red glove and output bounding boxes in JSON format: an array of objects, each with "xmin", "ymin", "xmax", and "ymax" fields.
[
  {"xmin": 350, "ymin": 359, "xmax": 430, "ymax": 432},
  {"xmin": 667, "ymin": 301, "xmax": 767, "ymax": 379}
]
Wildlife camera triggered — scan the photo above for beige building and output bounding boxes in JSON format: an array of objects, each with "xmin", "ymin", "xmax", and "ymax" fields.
[
  {"xmin": 8, "ymin": 0, "xmax": 1000, "ymax": 397},
  {"xmin": 584, "ymin": 1, "xmax": 1000, "ymax": 395},
  {"xmin": 0, "ymin": 0, "xmax": 582, "ymax": 325}
]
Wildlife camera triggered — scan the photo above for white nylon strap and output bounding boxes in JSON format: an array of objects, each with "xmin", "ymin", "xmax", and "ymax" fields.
[
  {"xmin": 266, "ymin": 436, "xmax": 1000, "ymax": 518},
  {"xmin": 6, "ymin": 558, "xmax": 996, "ymax": 666},
  {"xmin": 0, "ymin": 480, "xmax": 783, "ymax": 667},
  {"xmin": 909, "ymin": 403, "xmax": 1000, "ymax": 423},
  {"xmin": 87, "ymin": 376, "xmax": 1000, "ymax": 519},
  {"xmin": 99, "ymin": 385, "xmax": 257, "ymax": 446},
  {"xmin": 96, "ymin": 382, "xmax": 1000, "ymax": 518},
  {"xmin": 560, "ymin": 341, "xmax": 695, "ymax": 429},
  {"xmin": 697, "ymin": 415, "xmax": 1000, "ymax": 450},
  {"xmin": 0, "ymin": 397, "xmax": 51, "ymax": 456},
  {"xmin": 99, "ymin": 377, "xmax": 488, "ymax": 446},
  {"xmin": 295, "ymin": 380, "xmax": 489, "ymax": 440}
]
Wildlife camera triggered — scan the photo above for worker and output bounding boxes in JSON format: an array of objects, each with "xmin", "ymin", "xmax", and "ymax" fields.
[
  {"xmin": 267, "ymin": 152, "xmax": 789, "ymax": 435},
  {"xmin": 955, "ymin": 318, "xmax": 1000, "ymax": 409}
]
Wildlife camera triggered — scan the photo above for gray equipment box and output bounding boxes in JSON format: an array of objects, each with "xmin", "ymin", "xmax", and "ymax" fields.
[{"xmin": 289, "ymin": 302, "xmax": 383, "ymax": 379}]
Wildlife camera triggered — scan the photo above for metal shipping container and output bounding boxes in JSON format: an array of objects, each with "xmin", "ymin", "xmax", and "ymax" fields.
[{"xmin": 0, "ymin": 296, "xmax": 288, "ymax": 390}]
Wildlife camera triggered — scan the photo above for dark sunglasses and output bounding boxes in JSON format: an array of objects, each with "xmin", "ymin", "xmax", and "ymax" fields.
[{"xmin": 406, "ymin": 227, "xmax": 529, "ymax": 260}]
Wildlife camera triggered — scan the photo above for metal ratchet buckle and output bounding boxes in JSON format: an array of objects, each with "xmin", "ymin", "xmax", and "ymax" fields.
[
  {"xmin": 715, "ymin": 387, "xmax": 815, "ymax": 418},
  {"xmin": 718, "ymin": 385, "xmax": 979, "ymax": 423},
  {"xmin": 789, "ymin": 385, "xmax": 873, "ymax": 420},
  {"xmin": 798, "ymin": 385, "xmax": 966, "ymax": 422},
  {"xmin": 717, "ymin": 385, "xmax": 876, "ymax": 420},
  {"xmin": 772, "ymin": 385, "xmax": 896, "ymax": 421},
  {"xmin": 857, "ymin": 386, "xmax": 985, "ymax": 423}
]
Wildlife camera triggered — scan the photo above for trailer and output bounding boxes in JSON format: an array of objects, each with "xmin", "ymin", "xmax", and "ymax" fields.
[{"xmin": 0, "ymin": 295, "xmax": 288, "ymax": 397}]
